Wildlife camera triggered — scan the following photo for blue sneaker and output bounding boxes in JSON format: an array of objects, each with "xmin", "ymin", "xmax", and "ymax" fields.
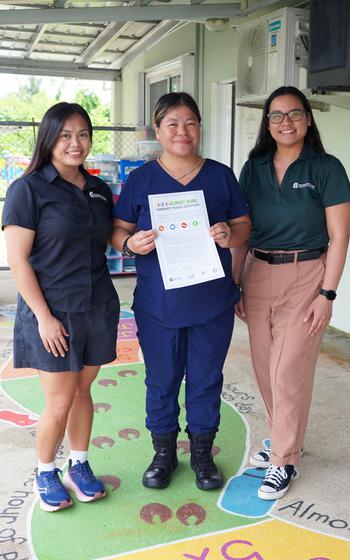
[
  {"xmin": 34, "ymin": 468, "xmax": 72, "ymax": 512},
  {"xmin": 63, "ymin": 460, "xmax": 106, "ymax": 502}
]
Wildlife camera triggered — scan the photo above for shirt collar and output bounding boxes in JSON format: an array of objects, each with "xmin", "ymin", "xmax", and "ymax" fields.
[
  {"xmin": 259, "ymin": 141, "xmax": 316, "ymax": 165},
  {"xmin": 298, "ymin": 142, "xmax": 316, "ymax": 160},
  {"xmin": 39, "ymin": 162, "xmax": 98, "ymax": 189}
]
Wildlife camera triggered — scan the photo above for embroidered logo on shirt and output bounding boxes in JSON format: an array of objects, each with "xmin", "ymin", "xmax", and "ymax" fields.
[
  {"xmin": 292, "ymin": 182, "xmax": 316, "ymax": 190},
  {"xmin": 89, "ymin": 191, "xmax": 108, "ymax": 202}
]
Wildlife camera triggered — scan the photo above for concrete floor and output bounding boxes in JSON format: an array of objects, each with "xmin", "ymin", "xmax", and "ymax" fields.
[{"xmin": 1, "ymin": 271, "xmax": 350, "ymax": 558}]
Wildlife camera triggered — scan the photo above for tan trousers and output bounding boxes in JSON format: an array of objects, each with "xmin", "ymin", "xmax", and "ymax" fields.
[{"xmin": 242, "ymin": 251, "xmax": 326, "ymax": 466}]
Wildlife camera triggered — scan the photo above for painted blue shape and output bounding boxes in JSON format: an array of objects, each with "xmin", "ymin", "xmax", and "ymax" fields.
[
  {"xmin": 120, "ymin": 309, "xmax": 134, "ymax": 319},
  {"xmin": 220, "ymin": 467, "xmax": 276, "ymax": 518},
  {"xmin": 263, "ymin": 438, "xmax": 271, "ymax": 449}
]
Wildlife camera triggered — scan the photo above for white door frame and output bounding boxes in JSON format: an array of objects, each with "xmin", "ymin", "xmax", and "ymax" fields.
[{"xmin": 210, "ymin": 79, "xmax": 235, "ymax": 167}]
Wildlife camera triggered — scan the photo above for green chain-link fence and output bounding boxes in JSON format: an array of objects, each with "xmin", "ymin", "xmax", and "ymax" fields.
[
  {"xmin": 0, "ymin": 121, "xmax": 138, "ymax": 197},
  {"xmin": 0, "ymin": 121, "xmax": 139, "ymax": 268}
]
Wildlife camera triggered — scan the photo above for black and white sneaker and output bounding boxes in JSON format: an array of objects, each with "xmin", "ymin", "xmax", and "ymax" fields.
[
  {"xmin": 258, "ymin": 464, "xmax": 296, "ymax": 500},
  {"xmin": 250, "ymin": 448, "xmax": 271, "ymax": 468},
  {"xmin": 250, "ymin": 447, "xmax": 303, "ymax": 469}
]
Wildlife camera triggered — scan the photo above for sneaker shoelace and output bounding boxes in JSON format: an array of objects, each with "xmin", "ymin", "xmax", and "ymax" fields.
[
  {"xmin": 258, "ymin": 448, "xmax": 271, "ymax": 458},
  {"xmin": 42, "ymin": 468, "xmax": 64, "ymax": 491},
  {"xmin": 75, "ymin": 461, "xmax": 96, "ymax": 482},
  {"xmin": 264, "ymin": 465, "xmax": 287, "ymax": 487}
]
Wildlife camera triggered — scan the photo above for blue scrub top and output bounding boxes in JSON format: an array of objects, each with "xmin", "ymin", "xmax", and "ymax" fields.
[{"xmin": 114, "ymin": 159, "xmax": 249, "ymax": 327}]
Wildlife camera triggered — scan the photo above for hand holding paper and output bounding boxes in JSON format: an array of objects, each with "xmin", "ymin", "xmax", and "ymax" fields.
[{"xmin": 148, "ymin": 190, "xmax": 225, "ymax": 290}]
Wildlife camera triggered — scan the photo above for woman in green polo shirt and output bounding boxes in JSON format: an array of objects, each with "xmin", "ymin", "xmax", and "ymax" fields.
[{"xmin": 233, "ymin": 85, "xmax": 350, "ymax": 500}]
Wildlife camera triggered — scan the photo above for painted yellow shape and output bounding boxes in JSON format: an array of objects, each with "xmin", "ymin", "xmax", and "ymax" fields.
[{"xmin": 111, "ymin": 519, "xmax": 350, "ymax": 560}]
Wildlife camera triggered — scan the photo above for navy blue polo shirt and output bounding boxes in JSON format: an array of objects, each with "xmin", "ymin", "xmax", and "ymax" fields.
[
  {"xmin": 240, "ymin": 143, "xmax": 350, "ymax": 250},
  {"xmin": 113, "ymin": 158, "xmax": 249, "ymax": 327},
  {"xmin": 2, "ymin": 163, "xmax": 117, "ymax": 312}
]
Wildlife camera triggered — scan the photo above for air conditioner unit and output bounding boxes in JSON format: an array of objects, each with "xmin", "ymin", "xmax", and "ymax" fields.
[{"xmin": 236, "ymin": 7, "xmax": 309, "ymax": 105}]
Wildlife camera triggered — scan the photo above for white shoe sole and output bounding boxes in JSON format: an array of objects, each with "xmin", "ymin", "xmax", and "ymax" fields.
[
  {"xmin": 33, "ymin": 480, "xmax": 73, "ymax": 512},
  {"xmin": 63, "ymin": 472, "xmax": 106, "ymax": 502},
  {"xmin": 249, "ymin": 456, "xmax": 270, "ymax": 469},
  {"xmin": 258, "ymin": 470, "xmax": 297, "ymax": 500},
  {"xmin": 258, "ymin": 484, "xmax": 291, "ymax": 500}
]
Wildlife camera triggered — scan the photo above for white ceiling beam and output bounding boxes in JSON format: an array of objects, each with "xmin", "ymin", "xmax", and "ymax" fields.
[
  {"xmin": 109, "ymin": 20, "xmax": 180, "ymax": 69},
  {"xmin": 0, "ymin": 4, "xmax": 242, "ymax": 25},
  {"xmin": 76, "ymin": 21, "xmax": 128, "ymax": 65},
  {"xmin": 0, "ymin": 56, "xmax": 121, "ymax": 80},
  {"xmin": 241, "ymin": 0, "xmax": 290, "ymax": 15},
  {"xmin": 25, "ymin": 24, "xmax": 47, "ymax": 57}
]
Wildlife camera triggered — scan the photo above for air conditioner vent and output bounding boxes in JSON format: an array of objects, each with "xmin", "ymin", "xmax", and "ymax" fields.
[
  {"xmin": 237, "ymin": 22, "xmax": 267, "ymax": 98},
  {"xmin": 236, "ymin": 7, "xmax": 309, "ymax": 104}
]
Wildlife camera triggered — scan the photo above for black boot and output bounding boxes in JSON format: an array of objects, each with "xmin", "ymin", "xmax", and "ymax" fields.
[
  {"xmin": 142, "ymin": 431, "xmax": 178, "ymax": 489},
  {"xmin": 187, "ymin": 429, "xmax": 223, "ymax": 491}
]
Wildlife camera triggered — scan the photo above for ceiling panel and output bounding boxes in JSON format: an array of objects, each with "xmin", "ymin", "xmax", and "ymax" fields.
[{"xmin": 0, "ymin": 1, "xmax": 279, "ymax": 80}]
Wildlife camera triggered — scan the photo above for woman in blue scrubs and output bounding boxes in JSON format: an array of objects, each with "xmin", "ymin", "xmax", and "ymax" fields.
[{"xmin": 112, "ymin": 92, "xmax": 251, "ymax": 491}]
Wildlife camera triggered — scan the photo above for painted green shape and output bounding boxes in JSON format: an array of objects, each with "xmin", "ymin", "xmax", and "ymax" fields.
[
  {"xmin": 3, "ymin": 363, "xmax": 262, "ymax": 560},
  {"xmin": 2, "ymin": 375, "xmax": 44, "ymax": 415}
]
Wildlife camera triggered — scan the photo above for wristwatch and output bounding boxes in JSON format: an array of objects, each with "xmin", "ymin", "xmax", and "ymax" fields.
[
  {"xmin": 320, "ymin": 288, "xmax": 337, "ymax": 301},
  {"xmin": 122, "ymin": 236, "xmax": 136, "ymax": 257}
]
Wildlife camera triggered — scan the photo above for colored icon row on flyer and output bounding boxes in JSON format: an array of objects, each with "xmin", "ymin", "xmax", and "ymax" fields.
[{"xmin": 158, "ymin": 220, "xmax": 200, "ymax": 231}]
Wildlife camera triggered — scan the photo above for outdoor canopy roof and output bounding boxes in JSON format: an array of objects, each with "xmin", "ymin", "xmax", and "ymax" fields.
[
  {"xmin": 0, "ymin": 0, "xmax": 247, "ymax": 80},
  {"xmin": 0, "ymin": 0, "xmax": 303, "ymax": 81}
]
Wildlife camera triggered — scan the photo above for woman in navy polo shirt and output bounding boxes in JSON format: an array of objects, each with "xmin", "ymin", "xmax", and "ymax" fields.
[
  {"xmin": 233, "ymin": 86, "xmax": 350, "ymax": 500},
  {"xmin": 2, "ymin": 103, "xmax": 120, "ymax": 511},
  {"xmin": 112, "ymin": 92, "xmax": 251, "ymax": 491}
]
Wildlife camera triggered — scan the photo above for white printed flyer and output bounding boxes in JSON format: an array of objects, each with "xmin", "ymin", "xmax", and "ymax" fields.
[{"xmin": 148, "ymin": 190, "xmax": 224, "ymax": 290}]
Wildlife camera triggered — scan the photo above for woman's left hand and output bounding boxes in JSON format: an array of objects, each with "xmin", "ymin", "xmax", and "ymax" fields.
[
  {"xmin": 210, "ymin": 222, "xmax": 231, "ymax": 248},
  {"xmin": 304, "ymin": 295, "xmax": 333, "ymax": 336}
]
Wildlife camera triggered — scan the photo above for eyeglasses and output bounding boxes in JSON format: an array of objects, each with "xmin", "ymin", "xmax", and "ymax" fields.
[{"xmin": 267, "ymin": 109, "xmax": 307, "ymax": 124}]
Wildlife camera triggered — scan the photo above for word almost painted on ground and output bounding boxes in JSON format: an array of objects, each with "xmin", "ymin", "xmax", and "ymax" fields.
[
  {"xmin": 279, "ymin": 500, "xmax": 350, "ymax": 532},
  {"xmin": 181, "ymin": 539, "xmax": 332, "ymax": 560},
  {"xmin": 221, "ymin": 383, "xmax": 255, "ymax": 414},
  {"xmin": 0, "ymin": 471, "xmax": 35, "ymax": 560}
]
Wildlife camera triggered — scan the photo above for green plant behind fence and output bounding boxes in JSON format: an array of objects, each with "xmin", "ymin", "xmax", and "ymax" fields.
[{"xmin": 0, "ymin": 121, "xmax": 138, "ymax": 197}]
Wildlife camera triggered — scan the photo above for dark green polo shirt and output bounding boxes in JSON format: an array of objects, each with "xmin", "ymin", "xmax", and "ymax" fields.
[{"xmin": 239, "ymin": 143, "xmax": 350, "ymax": 250}]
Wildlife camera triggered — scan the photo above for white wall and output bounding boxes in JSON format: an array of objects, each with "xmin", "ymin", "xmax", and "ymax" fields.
[
  {"xmin": 118, "ymin": 24, "xmax": 195, "ymax": 125},
  {"xmin": 314, "ymin": 105, "xmax": 350, "ymax": 333}
]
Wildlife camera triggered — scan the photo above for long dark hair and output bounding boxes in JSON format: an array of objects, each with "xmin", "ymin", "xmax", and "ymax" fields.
[
  {"xmin": 25, "ymin": 102, "xmax": 93, "ymax": 175},
  {"xmin": 249, "ymin": 86, "xmax": 325, "ymax": 159},
  {"xmin": 153, "ymin": 92, "xmax": 201, "ymax": 128}
]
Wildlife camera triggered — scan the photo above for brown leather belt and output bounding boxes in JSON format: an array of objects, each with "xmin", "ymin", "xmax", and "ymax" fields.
[{"xmin": 251, "ymin": 247, "xmax": 327, "ymax": 265}]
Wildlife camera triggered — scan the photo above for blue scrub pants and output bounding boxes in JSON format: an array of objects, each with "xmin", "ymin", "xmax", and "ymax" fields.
[{"xmin": 135, "ymin": 308, "xmax": 235, "ymax": 434}]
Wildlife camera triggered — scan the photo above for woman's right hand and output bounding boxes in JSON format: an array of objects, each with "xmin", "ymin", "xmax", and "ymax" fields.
[
  {"xmin": 37, "ymin": 314, "xmax": 69, "ymax": 357},
  {"xmin": 127, "ymin": 229, "xmax": 158, "ymax": 255},
  {"xmin": 235, "ymin": 296, "xmax": 246, "ymax": 322}
]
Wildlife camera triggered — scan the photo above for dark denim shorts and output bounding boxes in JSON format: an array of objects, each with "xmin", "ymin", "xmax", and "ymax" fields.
[{"xmin": 13, "ymin": 296, "xmax": 120, "ymax": 372}]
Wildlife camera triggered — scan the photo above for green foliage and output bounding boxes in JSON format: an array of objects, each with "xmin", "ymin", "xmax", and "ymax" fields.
[
  {"xmin": 75, "ymin": 89, "xmax": 100, "ymax": 113},
  {"xmin": 19, "ymin": 77, "xmax": 42, "ymax": 102},
  {"xmin": 0, "ymin": 83, "xmax": 111, "ymax": 158},
  {"xmin": 73, "ymin": 89, "xmax": 111, "ymax": 155}
]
